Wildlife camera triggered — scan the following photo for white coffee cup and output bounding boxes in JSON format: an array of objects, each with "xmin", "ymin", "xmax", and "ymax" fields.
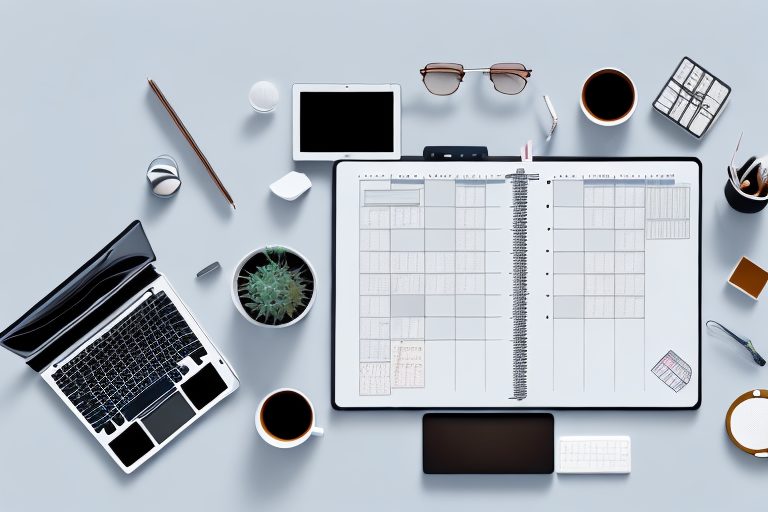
[
  {"xmin": 579, "ymin": 67, "xmax": 637, "ymax": 127},
  {"xmin": 255, "ymin": 388, "xmax": 324, "ymax": 448}
]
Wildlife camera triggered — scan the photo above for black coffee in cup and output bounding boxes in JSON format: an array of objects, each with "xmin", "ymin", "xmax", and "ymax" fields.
[
  {"xmin": 260, "ymin": 390, "xmax": 313, "ymax": 441},
  {"xmin": 582, "ymin": 69, "xmax": 636, "ymax": 122}
]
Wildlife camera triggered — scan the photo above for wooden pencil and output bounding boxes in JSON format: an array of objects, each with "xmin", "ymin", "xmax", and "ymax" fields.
[{"xmin": 148, "ymin": 78, "xmax": 236, "ymax": 209}]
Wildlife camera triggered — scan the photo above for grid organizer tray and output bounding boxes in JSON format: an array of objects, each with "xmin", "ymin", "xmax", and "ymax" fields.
[{"xmin": 653, "ymin": 56, "xmax": 731, "ymax": 138}]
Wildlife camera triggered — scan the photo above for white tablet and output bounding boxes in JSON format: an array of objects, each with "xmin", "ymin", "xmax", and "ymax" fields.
[{"xmin": 292, "ymin": 84, "xmax": 401, "ymax": 161}]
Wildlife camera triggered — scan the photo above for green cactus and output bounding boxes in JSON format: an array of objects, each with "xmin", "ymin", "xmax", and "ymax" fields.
[{"xmin": 238, "ymin": 248, "xmax": 310, "ymax": 324}]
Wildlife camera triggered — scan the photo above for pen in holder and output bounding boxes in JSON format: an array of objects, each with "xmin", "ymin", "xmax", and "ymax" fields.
[{"xmin": 725, "ymin": 155, "xmax": 768, "ymax": 213}]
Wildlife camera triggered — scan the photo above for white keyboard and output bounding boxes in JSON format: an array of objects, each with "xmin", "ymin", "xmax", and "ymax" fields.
[{"xmin": 557, "ymin": 436, "xmax": 631, "ymax": 474}]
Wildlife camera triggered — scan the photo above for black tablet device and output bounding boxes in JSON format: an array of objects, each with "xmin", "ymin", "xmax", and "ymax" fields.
[
  {"xmin": 292, "ymin": 84, "xmax": 401, "ymax": 161},
  {"xmin": 422, "ymin": 413, "xmax": 554, "ymax": 474}
]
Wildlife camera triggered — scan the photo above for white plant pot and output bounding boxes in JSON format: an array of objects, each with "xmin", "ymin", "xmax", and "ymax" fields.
[{"xmin": 231, "ymin": 245, "xmax": 317, "ymax": 328}]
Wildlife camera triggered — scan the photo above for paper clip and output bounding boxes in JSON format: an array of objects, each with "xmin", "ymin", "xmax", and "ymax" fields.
[{"xmin": 543, "ymin": 95, "xmax": 557, "ymax": 142}]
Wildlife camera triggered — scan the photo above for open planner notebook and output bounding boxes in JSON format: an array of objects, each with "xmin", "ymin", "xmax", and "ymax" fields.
[{"xmin": 333, "ymin": 158, "xmax": 701, "ymax": 409}]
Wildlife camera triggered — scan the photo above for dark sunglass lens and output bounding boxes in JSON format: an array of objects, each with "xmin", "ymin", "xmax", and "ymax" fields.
[
  {"xmin": 490, "ymin": 64, "xmax": 528, "ymax": 95},
  {"xmin": 423, "ymin": 71, "xmax": 461, "ymax": 95}
]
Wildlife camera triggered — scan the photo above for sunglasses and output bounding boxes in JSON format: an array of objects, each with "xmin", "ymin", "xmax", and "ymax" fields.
[{"xmin": 420, "ymin": 63, "xmax": 533, "ymax": 96}]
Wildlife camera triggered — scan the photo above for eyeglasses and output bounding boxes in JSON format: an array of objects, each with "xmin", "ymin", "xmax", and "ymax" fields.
[{"xmin": 420, "ymin": 63, "xmax": 533, "ymax": 96}]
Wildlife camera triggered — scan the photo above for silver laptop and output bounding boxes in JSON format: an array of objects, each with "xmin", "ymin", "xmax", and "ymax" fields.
[{"xmin": 0, "ymin": 221, "xmax": 239, "ymax": 473}]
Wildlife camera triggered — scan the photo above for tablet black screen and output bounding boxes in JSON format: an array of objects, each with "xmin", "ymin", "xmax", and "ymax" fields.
[{"xmin": 300, "ymin": 91, "xmax": 394, "ymax": 152}]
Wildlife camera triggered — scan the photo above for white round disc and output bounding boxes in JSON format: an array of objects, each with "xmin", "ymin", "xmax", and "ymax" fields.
[
  {"xmin": 730, "ymin": 397, "xmax": 768, "ymax": 450},
  {"xmin": 249, "ymin": 81, "xmax": 279, "ymax": 112}
]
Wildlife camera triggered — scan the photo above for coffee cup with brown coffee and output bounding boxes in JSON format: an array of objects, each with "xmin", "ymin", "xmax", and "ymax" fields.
[
  {"xmin": 255, "ymin": 388, "xmax": 324, "ymax": 448},
  {"xmin": 580, "ymin": 68, "xmax": 637, "ymax": 126}
]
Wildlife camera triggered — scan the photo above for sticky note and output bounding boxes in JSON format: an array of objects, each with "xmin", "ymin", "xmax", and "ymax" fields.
[{"xmin": 729, "ymin": 256, "xmax": 768, "ymax": 300}]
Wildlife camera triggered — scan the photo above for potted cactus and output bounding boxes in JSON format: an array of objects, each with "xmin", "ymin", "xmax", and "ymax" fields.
[{"xmin": 232, "ymin": 246, "xmax": 316, "ymax": 327}]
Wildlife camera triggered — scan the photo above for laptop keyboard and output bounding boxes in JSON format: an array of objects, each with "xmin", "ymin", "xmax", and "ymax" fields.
[{"xmin": 51, "ymin": 291, "xmax": 206, "ymax": 433}]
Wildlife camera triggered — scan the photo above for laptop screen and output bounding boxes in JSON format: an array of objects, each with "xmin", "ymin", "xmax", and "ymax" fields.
[{"xmin": 0, "ymin": 221, "xmax": 156, "ymax": 362}]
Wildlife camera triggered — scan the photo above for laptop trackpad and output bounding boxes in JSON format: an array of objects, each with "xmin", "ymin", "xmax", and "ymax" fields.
[
  {"xmin": 121, "ymin": 375, "xmax": 175, "ymax": 422},
  {"xmin": 141, "ymin": 392, "xmax": 196, "ymax": 444}
]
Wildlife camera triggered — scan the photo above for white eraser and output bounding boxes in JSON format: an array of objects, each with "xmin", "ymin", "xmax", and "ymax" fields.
[{"xmin": 270, "ymin": 171, "xmax": 311, "ymax": 201}]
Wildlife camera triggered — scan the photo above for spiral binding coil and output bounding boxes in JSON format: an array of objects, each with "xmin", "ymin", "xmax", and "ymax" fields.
[{"xmin": 510, "ymin": 172, "xmax": 529, "ymax": 400}]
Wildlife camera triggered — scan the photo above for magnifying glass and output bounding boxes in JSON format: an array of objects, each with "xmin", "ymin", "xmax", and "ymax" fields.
[{"xmin": 726, "ymin": 389, "xmax": 768, "ymax": 457}]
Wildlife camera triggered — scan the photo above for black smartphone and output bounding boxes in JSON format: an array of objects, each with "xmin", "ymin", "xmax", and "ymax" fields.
[{"xmin": 422, "ymin": 413, "xmax": 554, "ymax": 474}]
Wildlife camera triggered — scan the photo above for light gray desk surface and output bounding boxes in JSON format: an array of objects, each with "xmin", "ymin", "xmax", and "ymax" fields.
[{"xmin": 1, "ymin": 0, "xmax": 767, "ymax": 509}]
